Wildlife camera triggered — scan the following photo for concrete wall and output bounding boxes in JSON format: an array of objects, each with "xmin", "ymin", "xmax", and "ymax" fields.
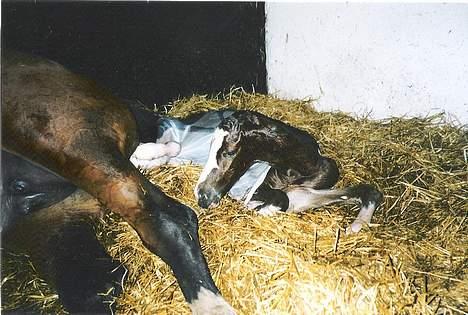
[{"xmin": 265, "ymin": 3, "xmax": 468, "ymax": 124}]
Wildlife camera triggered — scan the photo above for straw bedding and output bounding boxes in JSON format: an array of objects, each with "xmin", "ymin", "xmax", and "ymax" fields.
[{"xmin": 2, "ymin": 91, "xmax": 467, "ymax": 314}]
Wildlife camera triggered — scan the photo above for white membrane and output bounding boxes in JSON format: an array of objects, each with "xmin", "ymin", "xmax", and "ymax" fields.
[
  {"xmin": 227, "ymin": 162, "xmax": 271, "ymax": 204},
  {"xmin": 131, "ymin": 142, "xmax": 173, "ymax": 160}
]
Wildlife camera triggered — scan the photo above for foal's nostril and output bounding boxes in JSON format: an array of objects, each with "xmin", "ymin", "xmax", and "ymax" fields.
[{"xmin": 198, "ymin": 192, "xmax": 211, "ymax": 209}]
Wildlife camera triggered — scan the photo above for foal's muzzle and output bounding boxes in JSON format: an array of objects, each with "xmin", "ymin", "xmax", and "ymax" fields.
[{"xmin": 196, "ymin": 186, "xmax": 221, "ymax": 209}]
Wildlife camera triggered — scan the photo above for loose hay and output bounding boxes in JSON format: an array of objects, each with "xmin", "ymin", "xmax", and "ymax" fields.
[{"xmin": 2, "ymin": 91, "xmax": 467, "ymax": 314}]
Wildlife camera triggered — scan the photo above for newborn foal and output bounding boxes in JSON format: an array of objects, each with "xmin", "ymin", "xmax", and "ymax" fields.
[
  {"xmin": 195, "ymin": 111, "xmax": 383, "ymax": 233},
  {"xmin": 131, "ymin": 109, "xmax": 382, "ymax": 233}
]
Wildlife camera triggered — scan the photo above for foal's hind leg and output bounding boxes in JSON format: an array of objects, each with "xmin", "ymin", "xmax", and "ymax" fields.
[
  {"xmin": 285, "ymin": 157, "xmax": 382, "ymax": 233},
  {"xmin": 285, "ymin": 184, "xmax": 383, "ymax": 233},
  {"xmin": 249, "ymin": 160, "xmax": 382, "ymax": 233}
]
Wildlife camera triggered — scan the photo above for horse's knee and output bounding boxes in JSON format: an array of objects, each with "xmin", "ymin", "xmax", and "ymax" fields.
[{"xmin": 91, "ymin": 174, "xmax": 146, "ymax": 221}]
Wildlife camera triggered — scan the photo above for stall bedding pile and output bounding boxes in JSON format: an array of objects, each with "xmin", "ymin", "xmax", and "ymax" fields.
[{"xmin": 2, "ymin": 92, "xmax": 467, "ymax": 314}]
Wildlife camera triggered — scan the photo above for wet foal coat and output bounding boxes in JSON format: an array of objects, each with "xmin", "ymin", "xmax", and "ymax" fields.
[
  {"xmin": 131, "ymin": 110, "xmax": 272, "ymax": 208},
  {"xmin": 131, "ymin": 110, "xmax": 383, "ymax": 233},
  {"xmin": 195, "ymin": 111, "xmax": 383, "ymax": 233}
]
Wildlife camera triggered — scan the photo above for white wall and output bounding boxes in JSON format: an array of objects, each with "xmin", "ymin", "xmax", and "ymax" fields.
[{"xmin": 265, "ymin": 3, "xmax": 468, "ymax": 124}]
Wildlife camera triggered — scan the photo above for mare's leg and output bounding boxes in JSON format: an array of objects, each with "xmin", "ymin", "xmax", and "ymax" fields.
[
  {"xmin": 3, "ymin": 191, "xmax": 123, "ymax": 314},
  {"xmin": 2, "ymin": 51, "xmax": 233, "ymax": 313},
  {"xmin": 39, "ymin": 143, "xmax": 234, "ymax": 314},
  {"xmin": 3, "ymin": 122, "xmax": 233, "ymax": 312}
]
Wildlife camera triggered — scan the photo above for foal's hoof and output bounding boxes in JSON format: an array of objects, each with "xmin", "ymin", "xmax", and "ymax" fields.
[
  {"xmin": 345, "ymin": 219, "xmax": 367, "ymax": 234},
  {"xmin": 257, "ymin": 204, "xmax": 282, "ymax": 216}
]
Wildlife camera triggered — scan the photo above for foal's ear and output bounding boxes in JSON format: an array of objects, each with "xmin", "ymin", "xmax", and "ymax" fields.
[{"xmin": 223, "ymin": 116, "xmax": 241, "ymax": 133}]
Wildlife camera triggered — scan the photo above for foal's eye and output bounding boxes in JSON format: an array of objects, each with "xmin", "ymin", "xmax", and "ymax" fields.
[
  {"xmin": 12, "ymin": 180, "xmax": 28, "ymax": 193},
  {"xmin": 223, "ymin": 149, "xmax": 236, "ymax": 157}
]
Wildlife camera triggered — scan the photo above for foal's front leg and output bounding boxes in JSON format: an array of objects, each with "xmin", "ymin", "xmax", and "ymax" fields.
[{"xmin": 247, "ymin": 169, "xmax": 290, "ymax": 215}]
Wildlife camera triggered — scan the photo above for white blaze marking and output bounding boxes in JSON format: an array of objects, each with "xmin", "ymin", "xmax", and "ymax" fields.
[
  {"xmin": 346, "ymin": 201, "xmax": 376, "ymax": 234},
  {"xmin": 189, "ymin": 287, "xmax": 236, "ymax": 315},
  {"xmin": 195, "ymin": 128, "xmax": 228, "ymax": 196}
]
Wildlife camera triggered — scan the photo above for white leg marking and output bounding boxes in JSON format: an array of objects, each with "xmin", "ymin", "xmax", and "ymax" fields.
[
  {"xmin": 189, "ymin": 287, "xmax": 236, "ymax": 315},
  {"xmin": 257, "ymin": 204, "xmax": 282, "ymax": 216},
  {"xmin": 286, "ymin": 188, "xmax": 319, "ymax": 213},
  {"xmin": 194, "ymin": 128, "xmax": 228, "ymax": 195},
  {"xmin": 286, "ymin": 187, "xmax": 341, "ymax": 213},
  {"xmin": 346, "ymin": 202, "xmax": 376, "ymax": 234},
  {"xmin": 286, "ymin": 187, "xmax": 360, "ymax": 214}
]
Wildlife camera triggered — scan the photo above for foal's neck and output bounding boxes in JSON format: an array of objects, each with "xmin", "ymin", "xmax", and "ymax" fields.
[{"xmin": 246, "ymin": 128, "xmax": 320, "ymax": 172}]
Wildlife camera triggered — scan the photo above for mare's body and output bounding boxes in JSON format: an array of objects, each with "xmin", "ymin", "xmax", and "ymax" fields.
[{"xmin": 1, "ymin": 51, "xmax": 234, "ymax": 314}]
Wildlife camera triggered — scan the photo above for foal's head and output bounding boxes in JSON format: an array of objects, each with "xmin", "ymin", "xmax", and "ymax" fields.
[{"xmin": 194, "ymin": 111, "xmax": 272, "ymax": 208}]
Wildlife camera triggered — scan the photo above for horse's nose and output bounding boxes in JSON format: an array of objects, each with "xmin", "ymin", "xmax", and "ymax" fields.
[
  {"xmin": 197, "ymin": 189, "xmax": 220, "ymax": 209},
  {"xmin": 197, "ymin": 192, "xmax": 211, "ymax": 209}
]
